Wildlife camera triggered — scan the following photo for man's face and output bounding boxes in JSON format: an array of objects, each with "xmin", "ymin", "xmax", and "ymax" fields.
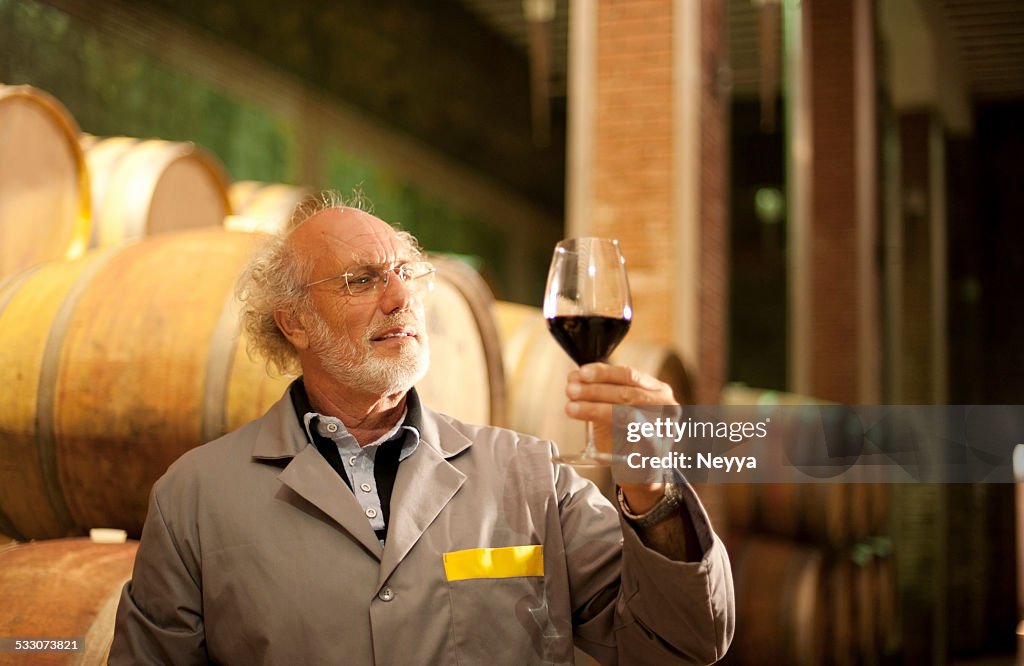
[{"xmin": 294, "ymin": 208, "xmax": 430, "ymax": 397}]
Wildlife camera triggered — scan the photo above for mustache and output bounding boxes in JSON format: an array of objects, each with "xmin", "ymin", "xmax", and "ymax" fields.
[{"xmin": 366, "ymin": 313, "xmax": 421, "ymax": 339}]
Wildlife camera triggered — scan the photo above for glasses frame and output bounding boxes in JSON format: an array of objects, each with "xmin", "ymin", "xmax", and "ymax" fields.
[{"xmin": 304, "ymin": 261, "xmax": 436, "ymax": 299}]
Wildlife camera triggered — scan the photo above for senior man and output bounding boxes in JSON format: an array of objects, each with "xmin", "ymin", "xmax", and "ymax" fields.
[{"xmin": 110, "ymin": 195, "xmax": 735, "ymax": 665}]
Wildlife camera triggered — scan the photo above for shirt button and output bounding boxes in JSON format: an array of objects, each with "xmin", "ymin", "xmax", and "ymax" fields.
[
  {"xmin": 348, "ymin": 456, "xmax": 357, "ymax": 466},
  {"xmin": 360, "ymin": 483, "xmax": 372, "ymax": 493},
  {"xmin": 378, "ymin": 586, "xmax": 395, "ymax": 602},
  {"xmin": 326, "ymin": 422, "xmax": 339, "ymax": 433},
  {"xmin": 365, "ymin": 508, "xmax": 377, "ymax": 519}
]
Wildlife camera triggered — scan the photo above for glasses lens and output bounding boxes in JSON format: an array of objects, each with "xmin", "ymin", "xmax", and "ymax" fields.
[{"xmin": 344, "ymin": 266, "xmax": 383, "ymax": 296}]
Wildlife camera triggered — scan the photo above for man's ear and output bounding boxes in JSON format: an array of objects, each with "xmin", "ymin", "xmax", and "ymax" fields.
[{"xmin": 274, "ymin": 308, "xmax": 310, "ymax": 350}]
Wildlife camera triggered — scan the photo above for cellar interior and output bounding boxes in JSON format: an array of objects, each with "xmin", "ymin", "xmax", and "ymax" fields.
[{"xmin": 1, "ymin": 0, "xmax": 1022, "ymax": 664}]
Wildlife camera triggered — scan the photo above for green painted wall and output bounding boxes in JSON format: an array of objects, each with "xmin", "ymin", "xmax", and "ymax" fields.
[{"xmin": 0, "ymin": 0, "xmax": 294, "ymax": 182}]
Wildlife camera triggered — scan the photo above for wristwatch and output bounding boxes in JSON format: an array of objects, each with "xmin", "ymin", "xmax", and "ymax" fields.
[{"xmin": 616, "ymin": 483, "xmax": 684, "ymax": 530}]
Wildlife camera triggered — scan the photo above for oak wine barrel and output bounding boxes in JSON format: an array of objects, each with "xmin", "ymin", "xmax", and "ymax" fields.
[
  {"xmin": 0, "ymin": 229, "xmax": 289, "ymax": 540},
  {"xmin": 720, "ymin": 532, "xmax": 864, "ymax": 663},
  {"xmin": 0, "ymin": 538, "xmax": 138, "ymax": 665},
  {"xmin": 0, "ymin": 84, "xmax": 90, "ymax": 280},
  {"xmin": 720, "ymin": 535, "xmax": 830, "ymax": 666},
  {"xmin": 81, "ymin": 135, "xmax": 230, "ymax": 247}
]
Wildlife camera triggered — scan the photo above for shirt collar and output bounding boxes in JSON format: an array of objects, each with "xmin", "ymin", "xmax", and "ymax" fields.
[
  {"xmin": 289, "ymin": 379, "xmax": 423, "ymax": 455},
  {"xmin": 252, "ymin": 380, "xmax": 472, "ymax": 461}
]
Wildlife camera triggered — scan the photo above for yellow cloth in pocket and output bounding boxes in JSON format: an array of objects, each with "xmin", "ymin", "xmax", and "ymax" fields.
[{"xmin": 443, "ymin": 545, "xmax": 544, "ymax": 581}]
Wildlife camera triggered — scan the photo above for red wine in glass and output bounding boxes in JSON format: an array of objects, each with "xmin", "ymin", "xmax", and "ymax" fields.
[
  {"xmin": 543, "ymin": 238, "xmax": 632, "ymax": 465},
  {"xmin": 546, "ymin": 316, "xmax": 631, "ymax": 366}
]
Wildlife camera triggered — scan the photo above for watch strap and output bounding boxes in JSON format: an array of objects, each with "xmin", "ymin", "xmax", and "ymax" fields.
[{"xmin": 616, "ymin": 483, "xmax": 684, "ymax": 529}]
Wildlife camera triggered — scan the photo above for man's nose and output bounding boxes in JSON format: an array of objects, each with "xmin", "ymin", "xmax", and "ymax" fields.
[{"xmin": 379, "ymin": 270, "xmax": 413, "ymax": 313}]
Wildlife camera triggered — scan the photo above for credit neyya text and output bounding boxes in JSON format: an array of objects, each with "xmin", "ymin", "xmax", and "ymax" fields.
[{"xmin": 621, "ymin": 415, "xmax": 766, "ymax": 472}]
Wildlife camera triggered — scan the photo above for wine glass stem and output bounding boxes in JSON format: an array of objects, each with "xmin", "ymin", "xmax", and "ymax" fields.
[{"xmin": 585, "ymin": 419, "xmax": 597, "ymax": 458}]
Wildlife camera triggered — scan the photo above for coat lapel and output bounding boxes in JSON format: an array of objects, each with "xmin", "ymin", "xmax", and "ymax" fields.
[
  {"xmin": 378, "ymin": 410, "xmax": 470, "ymax": 587},
  {"xmin": 252, "ymin": 388, "xmax": 383, "ymax": 558},
  {"xmin": 278, "ymin": 445, "xmax": 384, "ymax": 558}
]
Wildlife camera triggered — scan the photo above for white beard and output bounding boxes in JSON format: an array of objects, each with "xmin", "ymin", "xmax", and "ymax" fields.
[{"xmin": 307, "ymin": 311, "xmax": 430, "ymax": 396}]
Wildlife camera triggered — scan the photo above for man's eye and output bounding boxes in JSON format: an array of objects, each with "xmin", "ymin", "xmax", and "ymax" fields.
[{"xmin": 349, "ymin": 273, "xmax": 376, "ymax": 285}]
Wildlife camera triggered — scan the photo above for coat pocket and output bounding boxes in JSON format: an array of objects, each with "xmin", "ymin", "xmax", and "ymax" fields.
[{"xmin": 444, "ymin": 546, "xmax": 573, "ymax": 665}]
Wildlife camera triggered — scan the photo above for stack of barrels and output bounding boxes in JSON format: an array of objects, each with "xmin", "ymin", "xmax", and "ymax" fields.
[
  {"xmin": 0, "ymin": 84, "xmax": 276, "ymax": 545},
  {"xmin": 717, "ymin": 384, "xmax": 897, "ymax": 666},
  {"xmin": 0, "ymin": 83, "xmax": 509, "ymax": 662}
]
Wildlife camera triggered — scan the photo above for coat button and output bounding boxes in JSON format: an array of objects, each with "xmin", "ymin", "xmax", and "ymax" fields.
[
  {"xmin": 365, "ymin": 507, "xmax": 377, "ymax": 519},
  {"xmin": 360, "ymin": 483, "xmax": 372, "ymax": 493},
  {"xmin": 378, "ymin": 586, "xmax": 395, "ymax": 602},
  {"xmin": 325, "ymin": 422, "xmax": 339, "ymax": 433}
]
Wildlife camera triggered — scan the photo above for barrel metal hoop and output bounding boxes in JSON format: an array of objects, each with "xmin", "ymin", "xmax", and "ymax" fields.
[
  {"xmin": 0, "ymin": 265, "xmax": 48, "ymax": 540},
  {"xmin": 36, "ymin": 247, "xmax": 120, "ymax": 534},
  {"xmin": 0, "ymin": 264, "xmax": 44, "ymax": 317}
]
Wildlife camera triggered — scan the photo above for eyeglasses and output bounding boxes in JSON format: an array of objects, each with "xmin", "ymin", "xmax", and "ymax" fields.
[{"xmin": 305, "ymin": 261, "xmax": 436, "ymax": 299}]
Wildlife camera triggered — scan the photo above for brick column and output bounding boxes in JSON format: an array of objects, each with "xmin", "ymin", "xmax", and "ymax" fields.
[
  {"xmin": 567, "ymin": 0, "xmax": 728, "ymax": 405},
  {"xmin": 787, "ymin": 0, "xmax": 881, "ymax": 404}
]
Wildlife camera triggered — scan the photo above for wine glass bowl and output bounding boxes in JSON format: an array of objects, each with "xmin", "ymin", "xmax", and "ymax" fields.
[{"xmin": 543, "ymin": 238, "xmax": 632, "ymax": 465}]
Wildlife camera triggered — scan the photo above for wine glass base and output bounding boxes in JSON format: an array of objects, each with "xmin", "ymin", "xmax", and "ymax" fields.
[{"xmin": 551, "ymin": 451, "xmax": 618, "ymax": 467}]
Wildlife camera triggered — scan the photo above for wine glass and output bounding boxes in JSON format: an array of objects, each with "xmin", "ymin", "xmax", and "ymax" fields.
[{"xmin": 543, "ymin": 237, "xmax": 632, "ymax": 465}]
